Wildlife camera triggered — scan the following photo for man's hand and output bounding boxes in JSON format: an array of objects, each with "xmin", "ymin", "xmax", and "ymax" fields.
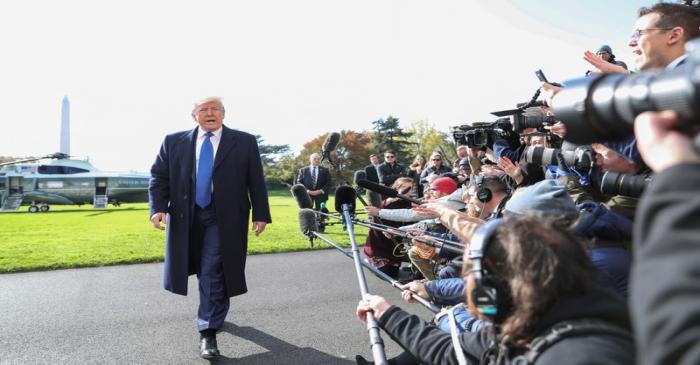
[
  {"xmin": 365, "ymin": 206, "xmax": 380, "ymax": 217},
  {"xmin": 498, "ymin": 156, "xmax": 524, "ymax": 184},
  {"xmin": 356, "ymin": 294, "xmax": 391, "ymax": 322},
  {"xmin": 150, "ymin": 212, "xmax": 166, "ymax": 230},
  {"xmin": 591, "ymin": 143, "xmax": 639, "ymax": 174},
  {"xmin": 308, "ymin": 189, "xmax": 320, "ymax": 196},
  {"xmin": 583, "ymin": 51, "xmax": 630, "ymax": 75},
  {"xmin": 412, "ymin": 202, "xmax": 444, "ymax": 218},
  {"xmin": 253, "ymin": 221, "xmax": 267, "ymax": 236},
  {"xmin": 399, "ymin": 281, "xmax": 429, "ymax": 303},
  {"xmin": 634, "ymin": 111, "xmax": 700, "ymax": 172},
  {"xmin": 544, "ymin": 121, "xmax": 567, "ymax": 139},
  {"xmin": 540, "ymin": 82, "xmax": 562, "ymax": 108}
]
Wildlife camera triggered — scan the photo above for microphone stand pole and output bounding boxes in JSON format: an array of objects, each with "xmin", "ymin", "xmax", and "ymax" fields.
[
  {"xmin": 341, "ymin": 203, "xmax": 389, "ymax": 365},
  {"xmin": 312, "ymin": 231, "xmax": 440, "ymax": 314}
]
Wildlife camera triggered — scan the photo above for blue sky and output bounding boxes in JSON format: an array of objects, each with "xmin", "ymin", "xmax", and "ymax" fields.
[{"xmin": 0, "ymin": 0, "xmax": 659, "ymax": 172}]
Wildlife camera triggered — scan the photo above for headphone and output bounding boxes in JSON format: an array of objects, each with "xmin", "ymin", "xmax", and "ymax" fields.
[
  {"xmin": 474, "ymin": 175, "xmax": 492, "ymax": 203},
  {"xmin": 468, "ymin": 218, "xmax": 513, "ymax": 323}
]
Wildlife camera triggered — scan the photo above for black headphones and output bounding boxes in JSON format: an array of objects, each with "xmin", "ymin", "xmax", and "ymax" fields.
[
  {"xmin": 474, "ymin": 175, "xmax": 492, "ymax": 203},
  {"xmin": 468, "ymin": 218, "xmax": 512, "ymax": 323}
]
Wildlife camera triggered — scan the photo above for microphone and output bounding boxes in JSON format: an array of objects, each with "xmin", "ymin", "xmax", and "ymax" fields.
[
  {"xmin": 298, "ymin": 208, "xmax": 318, "ymax": 246},
  {"xmin": 334, "ymin": 186, "xmax": 357, "ymax": 213},
  {"xmin": 291, "ymin": 184, "xmax": 313, "ymax": 209},
  {"xmin": 321, "ymin": 132, "xmax": 341, "ymax": 162},
  {"xmin": 357, "ymin": 179, "xmax": 422, "ymax": 205},
  {"xmin": 353, "ymin": 170, "xmax": 367, "ymax": 194}
]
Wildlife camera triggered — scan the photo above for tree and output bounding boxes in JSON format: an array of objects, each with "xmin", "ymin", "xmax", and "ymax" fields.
[
  {"xmin": 405, "ymin": 120, "xmax": 458, "ymax": 165},
  {"xmin": 255, "ymin": 135, "xmax": 293, "ymax": 188},
  {"xmin": 296, "ymin": 131, "xmax": 374, "ymax": 188},
  {"xmin": 371, "ymin": 115, "xmax": 414, "ymax": 164}
]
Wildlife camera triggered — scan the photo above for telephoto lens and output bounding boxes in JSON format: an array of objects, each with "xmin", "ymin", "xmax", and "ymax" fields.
[
  {"xmin": 522, "ymin": 146, "xmax": 593, "ymax": 175},
  {"xmin": 598, "ymin": 171, "xmax": 651, "ymax": 198},
  {"xmin": 552, "ymin": 38, "xmax": 700, "ymax": 145}
]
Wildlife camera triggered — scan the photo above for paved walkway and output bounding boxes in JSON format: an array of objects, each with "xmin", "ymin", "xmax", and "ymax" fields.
[{"xmin": 0, "ymin": 249, "xmax": 434, "ymax": 364}]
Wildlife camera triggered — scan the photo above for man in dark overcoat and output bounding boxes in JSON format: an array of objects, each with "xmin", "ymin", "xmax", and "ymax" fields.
[{"xmin": 149, "ymin": 96, "xmax": 271, "ymax": 359}]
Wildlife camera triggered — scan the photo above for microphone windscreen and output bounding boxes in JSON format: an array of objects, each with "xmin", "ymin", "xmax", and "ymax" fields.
[
  {"xmin": 357, "ymin": 179, "xmax": 398, "ymax": 198},
  {"xmin": 291, "ymin": 184, "xmax": 313, "ymax": 209},
  {"xmin": 334, "ymin": 186, "xmax": 357, "ymax": 213},
  {"xmin": 353, "ymin": 170, "xmax": 367, "ymax": 187},
  {"xmin": 368, "ymin": 191, "xmax": 382, "ymax": 208},
  {"xmin": 298, "ymin": 208, "xmax": 318, "ymax": 235},
  {"xmin": 322, "ymin": 132, "xmax": 341, "ymax": 154}
]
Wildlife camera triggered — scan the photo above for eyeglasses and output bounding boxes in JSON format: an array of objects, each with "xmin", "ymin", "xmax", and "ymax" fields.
[
  {"xmin": 630, "ymin": 28, "xmax": 673, "ymax": 41},
  {"xmin": 196, "ymin": 107, "xmax": 223, "ymax": 114},
  {"xmin": 385, "ymin": 155, "xmax": 395, "ymax": 159},
  {"xmin": 431, "ymin": 158, "xmax": 441, "ymax": 161}
]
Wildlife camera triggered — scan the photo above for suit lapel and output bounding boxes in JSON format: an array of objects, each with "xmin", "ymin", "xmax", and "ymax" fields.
[
  {"xmin": 175, "ymin": 128, "xmax": 198, "ymax": 185},
  {"xmin": 214, "ymin": 126, "xmax": 238, "ymax": 171}
]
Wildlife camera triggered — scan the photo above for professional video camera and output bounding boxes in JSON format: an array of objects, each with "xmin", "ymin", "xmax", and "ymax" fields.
[
  {"xmin": 552, "ymin": 38, "xmax": 700, "ymax": 145},
  {"xmin": 451, "ymin": 118, "xmax": 519, "ymax": 149},
  {"xmin": 491, "ymin": 102, "xmax": 556, "ymax": 134},
  {"xmin": 522, "ymin": 145, "xmax": 594, "ymax": 175}
]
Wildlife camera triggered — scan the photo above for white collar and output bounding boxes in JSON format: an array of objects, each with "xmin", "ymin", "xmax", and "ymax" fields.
[
  {"xmin": 198, "ymin": 126, "xmax": 223, "ymax": 139},
  {"xmin": 666, "ymin": 54, "xmax": 688, "ymax": 70}
]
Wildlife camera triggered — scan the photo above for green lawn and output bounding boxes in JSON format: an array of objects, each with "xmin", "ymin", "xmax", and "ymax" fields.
[{"xmin": 0, "ymin": 191, "xmax": 366, "ymax": 273}]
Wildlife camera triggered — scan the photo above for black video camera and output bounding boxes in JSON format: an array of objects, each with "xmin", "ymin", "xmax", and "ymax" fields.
[
  {"xmin": 492, "ymin": 105, "xmax": 557, "ymax": 134},
  {"xmin": 451, "ymin": 119, "xmax": 518, "ymax": 149},
  {"xmin": 552, "ymin": 38, "xmax": 700, "ymax": 145}
]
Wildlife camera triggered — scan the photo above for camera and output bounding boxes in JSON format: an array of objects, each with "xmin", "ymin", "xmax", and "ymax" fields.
[
  {"xmin": 552, "ymin": 38, "xmax": 700, "ymax": 145},
  {"xmin": 492, "ymin": 103, "xmax": 556, "ymax": 134},
  {"xmin": 451, "ymin": 122, "xmax": 494, "ymax": 148},
  {"xmin": 451, "ymin": 119, "xmax": 520, "ymax": 149},
  {"xmin": 522, "ymin": 145, "xmax": 594, "ymax": 175},
  {"xmin": 598, "ymin": 171, "xmax": 651, "ymax": 198}
]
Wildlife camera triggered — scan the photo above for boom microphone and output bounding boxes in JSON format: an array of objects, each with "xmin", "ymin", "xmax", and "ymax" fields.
[
  {"xmin": 291, "ymin": 184, "xmax": 313, "ymax": 209},
  {"xmin": 298, "ymin": 208, "xmax": 319, "ymax": 236},
  {"xmin": 353, "ymin": 170, "xmax": 367, "ymax": 193},
  {"xmin": 298, "ymin": 208, "xmax": 318, "ymax": 246},
  {"xmin": 321, "ymin": 132, "xmax": 341, "ymax": 162},
  {"xmin": 357, "ymin": 179, "xmax": 422, "ymax": 205},
  {"xmin": 334, "ymin": 186, "xmax": 357, "ymax": 213}
]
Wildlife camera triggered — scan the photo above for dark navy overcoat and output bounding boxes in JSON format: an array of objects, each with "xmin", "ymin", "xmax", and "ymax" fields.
[{"xmin": 149, "ymin": 125, "xmax": 271, "ymax": 297}]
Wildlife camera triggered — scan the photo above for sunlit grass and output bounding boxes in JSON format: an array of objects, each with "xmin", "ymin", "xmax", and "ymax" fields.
[{"xmin": 0, "ymin": 191, "xmax": 367, "ymax": 273}]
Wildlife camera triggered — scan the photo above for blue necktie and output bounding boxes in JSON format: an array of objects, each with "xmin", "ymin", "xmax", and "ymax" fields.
[{"xmin": 196, "ymin": 132, "xmax": 214, "ymax": 208}]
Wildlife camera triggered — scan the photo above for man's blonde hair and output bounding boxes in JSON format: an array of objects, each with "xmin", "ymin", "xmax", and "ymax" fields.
[{"xmin": 192, "ymin": 96, "xmax": 225, "ymax": 114}]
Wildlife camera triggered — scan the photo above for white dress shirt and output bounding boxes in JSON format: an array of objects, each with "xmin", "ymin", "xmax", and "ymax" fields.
[{"xmin": 195, "ymin": 126, "xmax": 222, "ymax": 175}]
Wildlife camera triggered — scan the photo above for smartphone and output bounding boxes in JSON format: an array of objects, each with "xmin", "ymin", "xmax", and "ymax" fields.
[{"xmin": 535, "ymin": 69, "xmax": 549, "ymax": 83}]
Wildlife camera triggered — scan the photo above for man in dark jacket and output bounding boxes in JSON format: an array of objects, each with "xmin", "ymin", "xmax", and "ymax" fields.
[
  {"xmin": 295, "ymin": 152, "xmax": 331, "ymax": 210},
  {"xmin": 377, "ymin": 150, "xmax": 405, "ymax": 186},
  {"xmin": 364, "ymin": 154, "xmax": 381, "ymax": 184},
  {"xmin": 631, "ymin": 110, "xmax": 700, "ymax": 365},
  {"xmin": 149, "ymin": 97, "xmax": 271, "ymax": 359}
]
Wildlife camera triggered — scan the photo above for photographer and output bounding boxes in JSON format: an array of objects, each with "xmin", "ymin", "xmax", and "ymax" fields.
[
  {"xmin": 631, "ymin": 110, "xmax": 700, "ymax": 365},
  {"xmin": 356, "ymin": 215, "xmax": 634, "ymax": 365}
]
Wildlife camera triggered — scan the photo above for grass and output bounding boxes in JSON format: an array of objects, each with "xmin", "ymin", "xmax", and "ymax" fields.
[{"xmin": 0, "ymin": 190, "xmax": 367, "ymax": 273}]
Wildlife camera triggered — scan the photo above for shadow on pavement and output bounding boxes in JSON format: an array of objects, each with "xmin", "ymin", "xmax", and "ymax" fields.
[{"xmin": 210, "ymin": 322, "xmax": 356, "ymax": 365}]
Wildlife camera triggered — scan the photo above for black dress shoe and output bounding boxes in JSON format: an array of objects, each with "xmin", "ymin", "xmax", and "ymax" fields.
[{"xmin": 200, "ymin": 335, "xmax": 220, "ymax": 359}]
